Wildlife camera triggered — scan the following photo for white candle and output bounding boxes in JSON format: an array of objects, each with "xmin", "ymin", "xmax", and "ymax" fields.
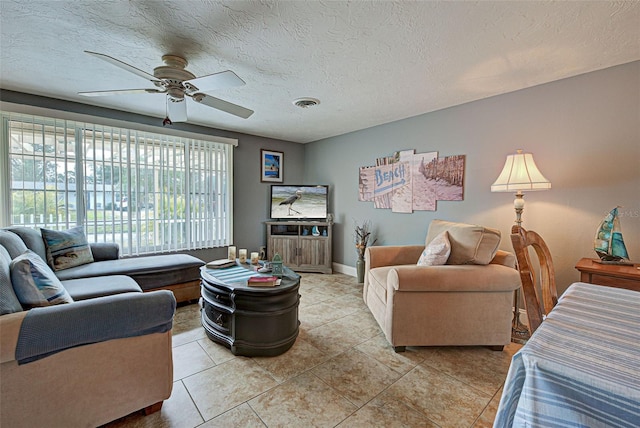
[
  {"xmin": 250, "ymin": 252, "xmax": 259, "ymax": 265},
  {"xmin": 239, "ymin": 249, "xmax": 247, "ymax": 263},
  {"xmin": 227, "ymin": 246, "xmax": 236, "ymax": 260}
]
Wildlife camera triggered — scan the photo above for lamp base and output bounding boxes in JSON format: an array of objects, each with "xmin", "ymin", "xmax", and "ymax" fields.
[
  {"xmin": 511, "ymin": 286, "xmax": 530, "ymax": 344},
  {"xmin": 511, "ymin": 316, "xmax": 530, "ymax": 344},
  {"xmin": 514, "ymin": 192, "xmax": 524, "ymax": 227}
]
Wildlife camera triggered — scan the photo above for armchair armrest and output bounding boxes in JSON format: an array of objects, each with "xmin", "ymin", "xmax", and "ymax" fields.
[
  {"xmin": 387, "ymin": 264, "xmax": 521, "ymax": 293},
  {"xmin": 0, "ymin": 311, "xmax": 28, "ymax": 364},
  {"xmin": 14, "ymin": 291, "xmax": 176, "ymax": 364},
  {"xmin": 90, "ymin": 242, "xmax": 120, "ymax": 261},
  {"xmin": 365, "ymin": 245, "xmax": 424, "ymax": 270}
]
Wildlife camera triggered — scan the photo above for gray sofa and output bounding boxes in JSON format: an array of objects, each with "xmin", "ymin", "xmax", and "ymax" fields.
[
  {"xmin": 0, "ymin": 229, "xmax": 178, "ymax": 427},
  {"xmin": 3, "ymin": 226, "xmax": 204, "ymax": 302}
]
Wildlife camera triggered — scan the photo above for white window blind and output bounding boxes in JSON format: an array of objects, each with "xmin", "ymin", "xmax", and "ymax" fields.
[{"xmin": 2, "ymin": 111, "xmax": 233, "ymax": 255}]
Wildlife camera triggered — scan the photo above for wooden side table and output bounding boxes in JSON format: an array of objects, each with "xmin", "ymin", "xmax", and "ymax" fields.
[{"xmin": 575, "ymin": 258, "xmax": 640, "ymax": 292}]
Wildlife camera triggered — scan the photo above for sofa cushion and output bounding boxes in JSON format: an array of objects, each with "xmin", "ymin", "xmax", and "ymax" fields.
[
  {"xmin": 417, "ymin": 231, "xmax": 451, "ymax": 266},
  {"xmin": 426, "ymin": 220, "xmax": 501, "ymax": 265},
  {"xmin": 5, "ymin": 227, "xmax": 47, "ymax": 261},
  {"xmin": 0, "ymin": 230, "xmax": 29, "ymax": 259},
  {"xmin": 55, "ymin": 254, "xmax": 203, "ymax": 290},
  {"xmin": 41, "ymin": 227, "xmax": 94, "ymax": 271},
  {"xmin": 0, "ymin": 246, "xmax": 24, "ymax": 315},
  {"xmin": 62, "ymin": 275, "xmax": 142, "ymax": 301},
  {"xmin": 10, "ymin": 250, "xmax": 74, "ymax": 308}
]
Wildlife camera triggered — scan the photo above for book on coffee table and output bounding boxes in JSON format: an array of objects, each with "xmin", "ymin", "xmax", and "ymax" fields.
[
  {"xmin": 206, "ymin": 258, "xmax": 236, "ymax": 269},
  {"xmin": 247, "ymin": 275, "xmax": 281, "ymax": 287}
]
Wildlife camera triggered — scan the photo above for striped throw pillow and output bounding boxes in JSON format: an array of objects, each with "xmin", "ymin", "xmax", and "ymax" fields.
[
  {"xmin": 41, "ymin": 227, "xmax": 94, "ymax": 271},
  {"xmin": 10, "ymin": 250, "xmax": 73, "ymax": 308}
]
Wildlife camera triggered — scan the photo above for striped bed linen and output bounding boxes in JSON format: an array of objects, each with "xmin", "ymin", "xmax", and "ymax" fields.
[{"xmin": 494, "ymin": 282, "xmax": 640, "ymax": 427}]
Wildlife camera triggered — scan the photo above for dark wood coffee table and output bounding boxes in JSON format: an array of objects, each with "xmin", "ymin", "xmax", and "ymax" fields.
[{"xmin": 200, "ymin": 264, "xmax": 300, "ymax": 357}]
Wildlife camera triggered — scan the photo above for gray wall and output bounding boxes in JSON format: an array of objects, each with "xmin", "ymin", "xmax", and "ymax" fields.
[
  {"xmin": 0, "ymin": 90, "xmax": 306, "ymax": 262},
  {"xmin": 231, "ymin": 134, "xmax": 305, "ymax": 258},
  {"xmin": 304, "ymin": 61, "xmax": 640, "ymax": 294},
  {"xmin": 3, "ymin": 61, "xmax": 639, "ymax": 294}
]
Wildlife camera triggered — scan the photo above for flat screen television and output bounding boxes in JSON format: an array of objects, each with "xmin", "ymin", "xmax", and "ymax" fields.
[{"xmin": 270, "ymin": 185, "xmax": 328, "ymax": 220}]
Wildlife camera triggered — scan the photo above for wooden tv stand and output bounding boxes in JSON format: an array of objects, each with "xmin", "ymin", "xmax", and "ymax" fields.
[{"xmin": 266, "ymin": 221, "xmax": 332, "ymax": 274}]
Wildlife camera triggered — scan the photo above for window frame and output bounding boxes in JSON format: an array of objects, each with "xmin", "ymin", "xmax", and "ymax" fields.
[{"xmin": 1, "ymin": 106, "xmax": 236, "ymax": 255}]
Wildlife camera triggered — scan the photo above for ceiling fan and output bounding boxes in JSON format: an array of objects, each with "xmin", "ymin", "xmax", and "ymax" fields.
[{"xmin": 78, "ymin": 51, "xmax": 254, "ymax": 121}]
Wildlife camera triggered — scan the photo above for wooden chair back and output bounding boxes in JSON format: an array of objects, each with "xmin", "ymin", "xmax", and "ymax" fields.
[{"xmin": 510, "ymin": 225, "xmax": 558, "ymax": 334}]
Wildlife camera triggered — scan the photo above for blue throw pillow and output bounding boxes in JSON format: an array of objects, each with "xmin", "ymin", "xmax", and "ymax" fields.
[
  {"xmin": 10, "ymin": 250, "xmax": 74, "ymax": 308},
  {"xmin": 41, "ymin": 226, "xmax": 94, "ymax": 271}
]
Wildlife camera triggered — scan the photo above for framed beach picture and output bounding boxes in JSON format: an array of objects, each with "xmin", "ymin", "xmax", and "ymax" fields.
[{"xmin": 261, "ymin": 149, "xmax": 284, "ymax": 182}]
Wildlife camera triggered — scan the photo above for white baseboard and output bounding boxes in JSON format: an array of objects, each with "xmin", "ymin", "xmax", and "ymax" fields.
[{"xmin": 332, "ymin": 262, "xmax": 356, "ymax": 277}]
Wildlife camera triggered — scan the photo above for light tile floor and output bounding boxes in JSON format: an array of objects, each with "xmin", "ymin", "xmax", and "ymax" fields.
[{"xmin": 105, "ymin": 273, "xmax": 521, "ymax": 428}]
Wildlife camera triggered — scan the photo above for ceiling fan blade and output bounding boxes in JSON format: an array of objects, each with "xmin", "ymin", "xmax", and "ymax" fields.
[
  {"xmin": 184, "ymin": 70, "xmax": 245, "ymax": 93},
  {"xmin": 78, "ymin": 88, "xmax": 164, "ymax": 97},
  {"xmin": 192, "ymin": 93, "xmax": 253, "ymax": 119},
  {"xmin": 84, "ymin": 50, "xmax": 160, "ymax": 83},
  {"xmin": 167, "ymin": 97, "xmax": 188, "ymax": 122}
]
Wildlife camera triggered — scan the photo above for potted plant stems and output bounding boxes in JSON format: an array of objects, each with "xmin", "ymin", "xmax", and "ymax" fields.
[{"xmin": 354, "ymin": 220, "xmax": 376, "ymax": 283}]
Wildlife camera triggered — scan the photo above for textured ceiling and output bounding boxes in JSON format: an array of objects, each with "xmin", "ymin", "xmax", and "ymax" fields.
[{"xmin": 1, "ymin": 1, "xmax": 639, "ymax": 143}]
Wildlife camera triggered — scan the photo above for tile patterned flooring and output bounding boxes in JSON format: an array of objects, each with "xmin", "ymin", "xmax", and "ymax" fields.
[{"xmin": 105, "ymin": 273, "xmax": 521, "ymax": 428}]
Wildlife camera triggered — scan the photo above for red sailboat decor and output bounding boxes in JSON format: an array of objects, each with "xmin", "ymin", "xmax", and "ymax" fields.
[{"xmin": 594, "ymin": 207, "xmax": 631, "ymax": 264}]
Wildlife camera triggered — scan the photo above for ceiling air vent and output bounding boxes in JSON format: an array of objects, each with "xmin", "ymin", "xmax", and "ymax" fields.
[{"xmin": 293, "ymin": 97, "xmax": 320, "ymax": 108}]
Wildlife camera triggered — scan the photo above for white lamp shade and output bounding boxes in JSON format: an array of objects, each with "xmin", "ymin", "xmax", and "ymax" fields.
[{"xmin": 491, "ymin": 151, "xmax": 551, "ymax": 192}]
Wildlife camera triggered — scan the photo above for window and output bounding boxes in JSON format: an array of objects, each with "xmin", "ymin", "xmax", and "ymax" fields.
[{"xmin": 1, "ymin": 112, "xmax": 233, "ymax": 256}]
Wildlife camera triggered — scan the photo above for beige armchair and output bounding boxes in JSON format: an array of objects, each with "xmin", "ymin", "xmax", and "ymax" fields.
[{"xmin": 363, "ymin": 220, "xmax": 521, "ymax": 352}]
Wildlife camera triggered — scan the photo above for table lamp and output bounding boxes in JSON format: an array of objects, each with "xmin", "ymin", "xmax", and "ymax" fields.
[
  {"xmin": 491, "ymin": 149, "xmax": 551, "ymax": 343},
  {"xmin": 491, "ymin": 150, "xmax": 551, "ymax": 226}
]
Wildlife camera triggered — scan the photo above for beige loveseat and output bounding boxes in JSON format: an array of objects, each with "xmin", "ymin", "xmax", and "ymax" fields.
[{"xmin": 363, "ymin": 220, "xmax": 521, "ymax": 352}]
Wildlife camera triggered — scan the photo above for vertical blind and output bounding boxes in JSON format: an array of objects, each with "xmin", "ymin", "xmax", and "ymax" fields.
[{"xmin": 2, "ymin": 111, "xmax": 232, "ymax": 256}]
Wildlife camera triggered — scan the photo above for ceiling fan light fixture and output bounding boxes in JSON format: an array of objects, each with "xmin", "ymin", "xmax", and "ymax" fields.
[
  {"xmin": 80, "ymin": 51, "xmax": 252, "ymax": 120},
  {"xmin": 293, "ymin": 97, "xmax": 320, "ymax": 108},
  {"xmin": 167, "ymin": 88, "xmax": 185, "ymax": 99}
]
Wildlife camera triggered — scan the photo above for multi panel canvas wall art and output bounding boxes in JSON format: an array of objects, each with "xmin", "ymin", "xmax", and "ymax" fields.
[{"xmin": 358, "ymin": 150, "xmax": 465, "ymax": 212}]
